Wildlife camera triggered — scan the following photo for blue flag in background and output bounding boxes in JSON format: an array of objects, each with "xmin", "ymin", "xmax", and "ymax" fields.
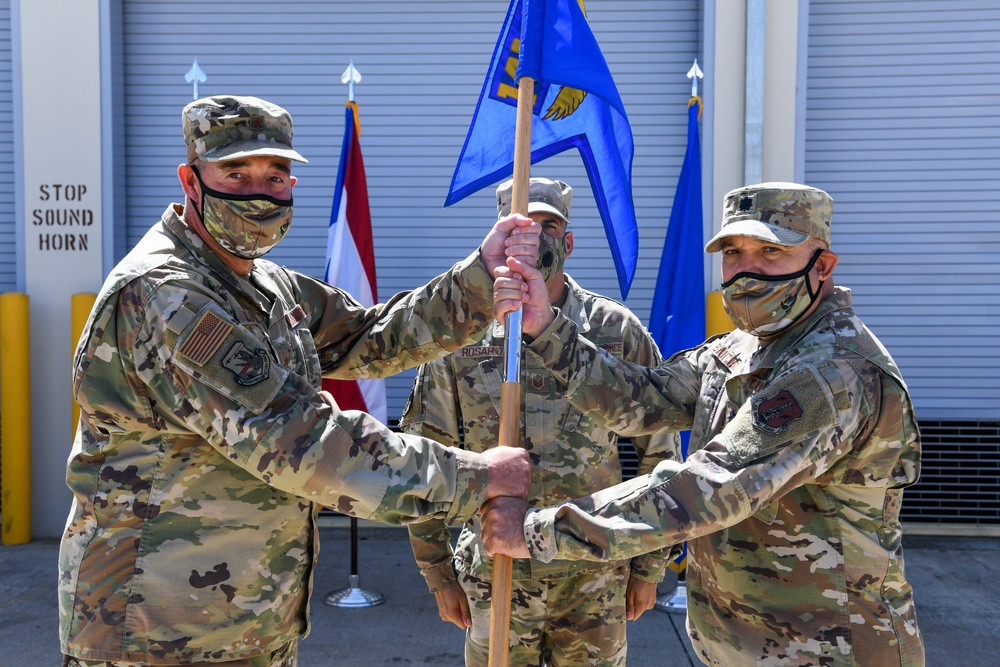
[
  {"xmin": 650, "ymin": 99, "xmax": 704, "ymax": 581},
  {"xmin": 445, "ymin": 0, "xmax": 638, "ymax": 298},
  {"xmin": 649, "ymin": 99, "xmax": 705, "ymax": 363},
  {"xmin": 652, "ymin": 97, "xmax": 704, "ymax": 476}
]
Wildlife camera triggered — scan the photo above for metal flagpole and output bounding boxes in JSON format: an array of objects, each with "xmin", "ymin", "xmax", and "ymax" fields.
[
  {"xmin": 324, "ymin": 516, "xmax": 385, "ymax": 608},
  {"xmin": 185, "ymin": 58, "xmax": 206, "ymax": 100},
  {"xmin": 323, "ymin": 60, "xmax": 384, "ymax": 610},
  {"xmin": 654, "ymin": 58, "xmax": 703, "ymax": 616}
]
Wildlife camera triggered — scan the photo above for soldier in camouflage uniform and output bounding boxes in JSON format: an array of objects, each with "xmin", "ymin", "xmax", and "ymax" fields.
[
  {"xmin": 58, "ymin": 95, "xmax": 536, "ymax": 667},
  {"xmin": 482, "ymin": 182, "xmax": 925, "ymax": 666},
  {"xmin": 402, "ymin": 178, "xmax": 681, "ymax": 667}
]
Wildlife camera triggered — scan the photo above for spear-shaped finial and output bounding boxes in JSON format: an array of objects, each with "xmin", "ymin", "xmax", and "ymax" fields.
[
  {"xmin": 341, "ymin": 60, "xmax": 362, "ymax": 102},
  {"xmin": 687, "ymin": 59, "xmax": 704, "ymax": 98},
  {"xmin": 185, "ymin": 58, "xmax": 207, "ymax": 100}
]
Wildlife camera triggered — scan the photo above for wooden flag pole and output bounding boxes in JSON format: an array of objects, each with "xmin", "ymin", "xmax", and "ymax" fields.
[{"xmin": 488, "ymin": 73, "xmax": 535, "ymax": 667}]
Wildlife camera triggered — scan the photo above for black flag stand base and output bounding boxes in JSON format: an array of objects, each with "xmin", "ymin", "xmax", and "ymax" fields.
[
  {"xmin": 323, "ymin": 517, "xmax": 385, "ymax": 608},
  {"xmin": 654, "ymin": 581, "xmax": 687, "ymax": 614}
]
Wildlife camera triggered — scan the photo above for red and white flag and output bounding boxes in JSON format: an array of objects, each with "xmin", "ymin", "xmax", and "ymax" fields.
[{"xmin": 322, "ymin": 101, "xmax": 387, "ymax": 422}]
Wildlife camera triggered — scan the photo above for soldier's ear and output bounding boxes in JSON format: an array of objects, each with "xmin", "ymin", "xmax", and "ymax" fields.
[
  {"xmin": 564, "ymin": 231, "xmax": 574, "ymax": 257},
  {"xmin": 178, "ymin": 163, "xmax": 200, "ymax": 203},
  {"xmin": 815, "ymin": 249, "xmax": 838, "ymax": 281}
]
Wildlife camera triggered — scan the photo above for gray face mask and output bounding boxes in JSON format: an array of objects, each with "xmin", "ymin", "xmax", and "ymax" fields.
[
  {"xmin": 193, "ymin": 166, "xmax": 293, "ymax": 259},
  {"xmin": 537, "ymin": 233, "xmax": 568, "ymax": 283}
]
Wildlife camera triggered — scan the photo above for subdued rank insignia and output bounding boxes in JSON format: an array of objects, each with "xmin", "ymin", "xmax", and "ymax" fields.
[
  {"xmin": 179, "ymin": 310, "xmax": 233, "ymax": 367},
  {"xmin": 222, "ymin": 341, "xmax": 271, "ymax": 386},
  {"xmin": 286, "ymin": 304, "xmax": 306, "ymax": 327},
  {"xmin": 752, "ymin": 388, "xmax": 802, "ymax": 434}
]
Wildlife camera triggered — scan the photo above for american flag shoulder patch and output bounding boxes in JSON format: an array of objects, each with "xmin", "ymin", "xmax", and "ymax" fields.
[{"xmin": 179, "ymin": 310, "xmax": 234, "ymax": 366}]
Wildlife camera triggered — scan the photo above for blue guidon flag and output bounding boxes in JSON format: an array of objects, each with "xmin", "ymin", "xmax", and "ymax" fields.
[
  {"xmin": 445, "ymin": 0, "xmax": 638, "ymax": 298},
  {"xmin": 649, "ymin": 98, "xmax": 705, "ymax": 360}
]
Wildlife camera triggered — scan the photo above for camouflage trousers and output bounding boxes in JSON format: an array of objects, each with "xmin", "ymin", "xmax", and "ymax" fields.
[
  {"xmin": 62, "ymin": 641, "xmax": 296, "ymax": 667},
  {"xmin": 458, "ymin": 562, "xmax": 629, "ymax": 667}
]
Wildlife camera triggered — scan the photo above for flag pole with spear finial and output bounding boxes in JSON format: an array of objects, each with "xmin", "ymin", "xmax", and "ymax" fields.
[{"xmin": 323, "ymin": 59, "xmax": 386, "ymax": 610}]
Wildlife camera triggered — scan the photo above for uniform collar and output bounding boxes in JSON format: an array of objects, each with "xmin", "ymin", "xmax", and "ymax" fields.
[
  {"xmin": 163, "ymin": 203, "xmax": 234, "ymax": 277},
  {"xmin": 558, "ymin": 274, "xmax": 591, "ymax": 334},
  {"xmin": 713, "ymin": 286, "xmax": 853, "ymax": 376},
  {"xmin": 493, "ymin": 274, "xmax": 590, "ymax": 338},
  {"xmin": 162, "ymin": 204, "xmax": 274, "ymax": 315}
]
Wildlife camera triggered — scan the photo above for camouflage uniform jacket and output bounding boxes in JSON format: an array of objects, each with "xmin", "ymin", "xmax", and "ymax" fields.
[
  {"xmin": 402, "ymin": 275, "xmax": 680, "ymax": 591},
  {"xmin": 522, "ymin": 287, "xmax": 924, "ymax": 666},
  {"xmin": 59, "ymin": 204, "xmax": 498, "ymax": 664}
]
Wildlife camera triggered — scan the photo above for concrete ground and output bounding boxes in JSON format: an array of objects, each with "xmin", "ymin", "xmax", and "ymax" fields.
[{"xmin": 1, "ymin": 524, "xmax": 997, "ymax": 666}]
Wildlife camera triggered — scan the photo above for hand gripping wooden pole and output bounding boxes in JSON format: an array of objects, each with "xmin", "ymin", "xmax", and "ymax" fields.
[{"xmin": 488, "ymin": 73, "xmax": 535, "ymax": 667}]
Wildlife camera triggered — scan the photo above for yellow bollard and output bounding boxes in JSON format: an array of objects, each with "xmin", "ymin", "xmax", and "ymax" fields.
[
  {"xmin": 706, "ymin": 291, "xmax": 734, "ymax": 338},
  {"xmin": 1, "ymin": 292, "xmax": 32, "ymax": 545},
  {"xmin": 71, "ymin": 293, "xmax": 97, "ymax": 433}
]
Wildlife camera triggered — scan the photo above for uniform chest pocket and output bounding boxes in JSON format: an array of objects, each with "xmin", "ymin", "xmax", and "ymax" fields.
[
  {"xmin": 476, "ymin": 358, "xmax": 504, "ymax": 416},
  {"xmin": 294, "ymin": 326, "xmax": 322, "ymax": 388},
  {"xmin": 239, "ymin": 316, "xmax": 322, "ymax": 389},
  {"xmin": 477, "ymin": 359, "xmax": 585, "ymax": 435},
  {"xmin": 689, "ymin": 370, "xmax": 729, "ymax": 453}
]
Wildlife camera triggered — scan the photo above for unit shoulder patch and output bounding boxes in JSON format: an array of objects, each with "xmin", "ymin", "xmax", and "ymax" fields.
[
  {"xmin": 170, "ymin": 301, "xmax": 289, "ymax": 414},
  {"xmin": 752, "ymin": 389, "xmax": 802, "ymax": 434},
  {"xmin": 721, "ymin": 365, "xmax": 838, "ymax": 468},
  {"xmin": 222, "ymin": 341, "xmax": 271, "ymax": 386}
]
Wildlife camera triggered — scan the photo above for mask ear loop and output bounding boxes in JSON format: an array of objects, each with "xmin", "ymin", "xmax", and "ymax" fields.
[
  {"xmin": 189, "ymin": 164, "xmax": 208, "ymax": 223},
  {"xmin": 803, "ymin": 248, "xmax": 826, "ymax": 300},
  {"xmin": 721, "ymin": 247, "xmax": 826, "ymax": 288},
  {"xmin": 189, "ymin": 164, "xmax": 294, "ymax": 213}
]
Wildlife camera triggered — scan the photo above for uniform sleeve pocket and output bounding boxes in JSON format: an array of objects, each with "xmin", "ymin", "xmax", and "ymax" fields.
[
  {"xmin": 721, "ymin": 365, "xmax": 838, "ymax": 468},
  {"xmin": 170, "ymin": 301, "xmax": 289, "ymax": 414}
]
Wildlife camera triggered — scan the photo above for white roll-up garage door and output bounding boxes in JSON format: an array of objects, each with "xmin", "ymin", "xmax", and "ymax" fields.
[
  {"xmin": 805, "ymin": 0, "xmax": 1000, "ymax": 422},
  {"xmin": 119, "ymin": 0, "xmax": 701, "ymax": 416}
]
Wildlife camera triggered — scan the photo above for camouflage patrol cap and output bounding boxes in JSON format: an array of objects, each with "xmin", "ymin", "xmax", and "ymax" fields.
[
  {"xmin": 705, "ymin": 182, "xmax": 832, "ymax": 252},
  {"xmin": 183, "ymin": 95, "xmax": 308, "ymax": 164},
  {"xmin": 496, "ymin": 177, "xmax": 573, "ymax": 224}
]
